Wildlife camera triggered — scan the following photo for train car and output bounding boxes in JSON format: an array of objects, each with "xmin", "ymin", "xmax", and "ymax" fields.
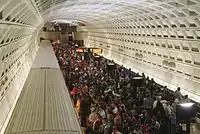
[{"xmin": 4, "ymin": 40, "xmax": 82, "ymax": 134}]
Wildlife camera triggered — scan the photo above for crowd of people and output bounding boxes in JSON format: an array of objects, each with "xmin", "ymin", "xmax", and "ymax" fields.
[{"xmin": 53, "ymin": 42, "xmax": 192, "ymax": 134}]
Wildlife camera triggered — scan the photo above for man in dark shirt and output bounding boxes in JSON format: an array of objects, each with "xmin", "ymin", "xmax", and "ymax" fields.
[
  {"xmin": 80, "ymin": 93, "xmax": 94, "ymax": 127},
  {"xmin": 104, "ymin": 114, "xmax": 114, "ymax": 134},
  {"xmin": 85, "ymin": 121, "xmax": 95, "ymax": 134}
]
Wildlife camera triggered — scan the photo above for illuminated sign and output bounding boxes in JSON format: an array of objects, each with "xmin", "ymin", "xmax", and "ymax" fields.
[
  {"xmin": 76, "ymin": 48, "xmax": 103, "ymax": 54},
  {"xmin": 76, "ymin": 48, "xmax": 84, "ymax": 53},
  {"xmin": 92, "ymin": 48, "xmax": 103, "ymax": 54}
]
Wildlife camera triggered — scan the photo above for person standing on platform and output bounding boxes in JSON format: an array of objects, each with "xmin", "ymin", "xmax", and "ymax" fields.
[{"xmin": 174, "ymin": 87, "xmax": 183, "ymax": 101}]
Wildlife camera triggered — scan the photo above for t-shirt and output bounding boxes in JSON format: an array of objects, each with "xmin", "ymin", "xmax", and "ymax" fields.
[
  {"xmin": 71, "ymin": 87, "xmax": 77, "ymax": 95},
  {"xmin": 111, "ymin": 131, "xmax": 121, "ymax": 134},
  {"xmin": 153, "ymin": 100, "xmax": 158, "ymax": 109},
  {"xmin": 104, "ymin": 123, "xmax": 113, "ymax": 134},
  {"xmin": 175, "ymin": 91, "xmax": 183, "ymax": 100},
  {"xmin": 75, "ymin": 99, "xmax": 80, "ymax": 114},
  {"xmin": 99, "ymin": 109, "xmax": 106, "ymax": 119},
  {"xmin": 114, "ymin": 115, "xmax": 122, "ymax": 126},
  {"xmin": 85, "ymin": 127, "xmax": 95, "ymax": 134}
]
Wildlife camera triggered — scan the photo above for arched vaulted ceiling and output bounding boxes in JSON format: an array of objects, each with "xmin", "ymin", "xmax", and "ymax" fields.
[{"xmin": 0, "ymin": 0, "xmax": 200, "ymax": 132}]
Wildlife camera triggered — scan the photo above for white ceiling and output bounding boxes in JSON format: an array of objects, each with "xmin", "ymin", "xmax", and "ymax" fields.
[{"xmin": 0, "ymin": 0, "xmax": 200, "ymax": 109}]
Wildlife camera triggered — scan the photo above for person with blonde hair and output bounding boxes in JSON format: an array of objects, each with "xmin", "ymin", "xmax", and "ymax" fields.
[
  {"xmin": 75, "ymin": 97, "xmax": 80, "ymax": 116},
  {"xmin": 111, "ymin": 126, "xmax": 121, "ymax": 134}
]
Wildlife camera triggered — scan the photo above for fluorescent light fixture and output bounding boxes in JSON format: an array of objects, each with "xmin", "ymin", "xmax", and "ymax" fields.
[
  {"xmin": 51, "ymin": 20, "xmax": 79, "ymax": 25},
  {"xmin": 179, "ymin": 103, "xmax": 194, "ymax": 108}
]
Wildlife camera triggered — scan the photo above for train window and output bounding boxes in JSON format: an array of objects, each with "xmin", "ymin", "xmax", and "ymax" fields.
[
  {"xmin": 191, "ymin": 48, "xmax": 199, "ymax": 52},
  {"xmin": 194, "ymin": 61, "xmax": 200, "ymax": 66},
  {"xmin": 1, "ymin": 72, "xmax": 4, "ymax": 77},
  {"xmin": 175, "ymin": 46, "xmax": 180, "ymax": 49},
  {"xmin": 157, "ymin": 35, "xmax": 162, "ymax": 37},
  {"xmin": 189, "ymin": 23, "xmax": 197, "ymax": 27},
  {"xmin": 5, "ymin": 16, "xmax": 11, "ymax": 21},
  {"xmin": 11, "ymin": 18, "xmax": 16, "ymax": 22},
  {"xmin": 185, "ymin": 73, "xmax": 191, "ymax": 77},
  {"xmin": 171, "ymin": 25, "xmax": 177, "ymax": 28},
  {"xmin": 161, "ymin": 44, "xmax": 166, "ymax": 47},
  {"xmin": 164, "ymin": 25, "xmax": 168, "ymax": 28},
  {"xmin": 157, "ymin": 64, "xmax": 162, "ymax": 67},
  {"xmin": 170, "ymin": 56, "xmax": 175, "ymax": 60},
  {"xmin": 163, "ymin": 67, "xmax": 168, "ymax": 69},
  {"xmin": 185, "ymin": 60, "xmax": 192, "ymax": 63},
  {"xmin": 1, "ymin": 91, "xmax": 4, "ymax": 97},
  {"xmin": 178, "ymin": 36, "xmax": 184, "ymax": 39},
  {"xmin": 194, "ymin": 76, "xmax": 200, "ymax": 79},
  {"xmin": 157, "ymin": 25, "xmax": 162, "ymax": 28},
  {"xmin": 163, "ymin": 55, "xmax": 168, "ymax": 58},
  {"xmin": 1, "ymin": 39, "xmax": 4, "ymax": 44},
  {"xmin": 183, "ymin": 46, "xmax": 189, "ymax": 50},
  {"xmin": 177, "ymin": 58, "xmax": 183, "ymax": 61},
  {"xmin": 168, "ymin": 45, "xmax": 173, "ymax": 48},
  {"xmin": 187, "ymin": 36, "xmax": 194, "ymax": 39},
  {"xmin": 180, "ymin": 24, "xmax": 186, "ymax": 27},
  {"xmin": 171, "ymin": 35, "xmax": 176, "ymax": 38},
  {"xmin": 164, "ymin": 35, "xmax": 168, "ymax": 37},
  {"xmin": 189, "ymin": 11, "xmax": 198, "ymax": 16},
  {"xmin": 177, "ymin": 71, "xmax": 183, "ymax": 74}
]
